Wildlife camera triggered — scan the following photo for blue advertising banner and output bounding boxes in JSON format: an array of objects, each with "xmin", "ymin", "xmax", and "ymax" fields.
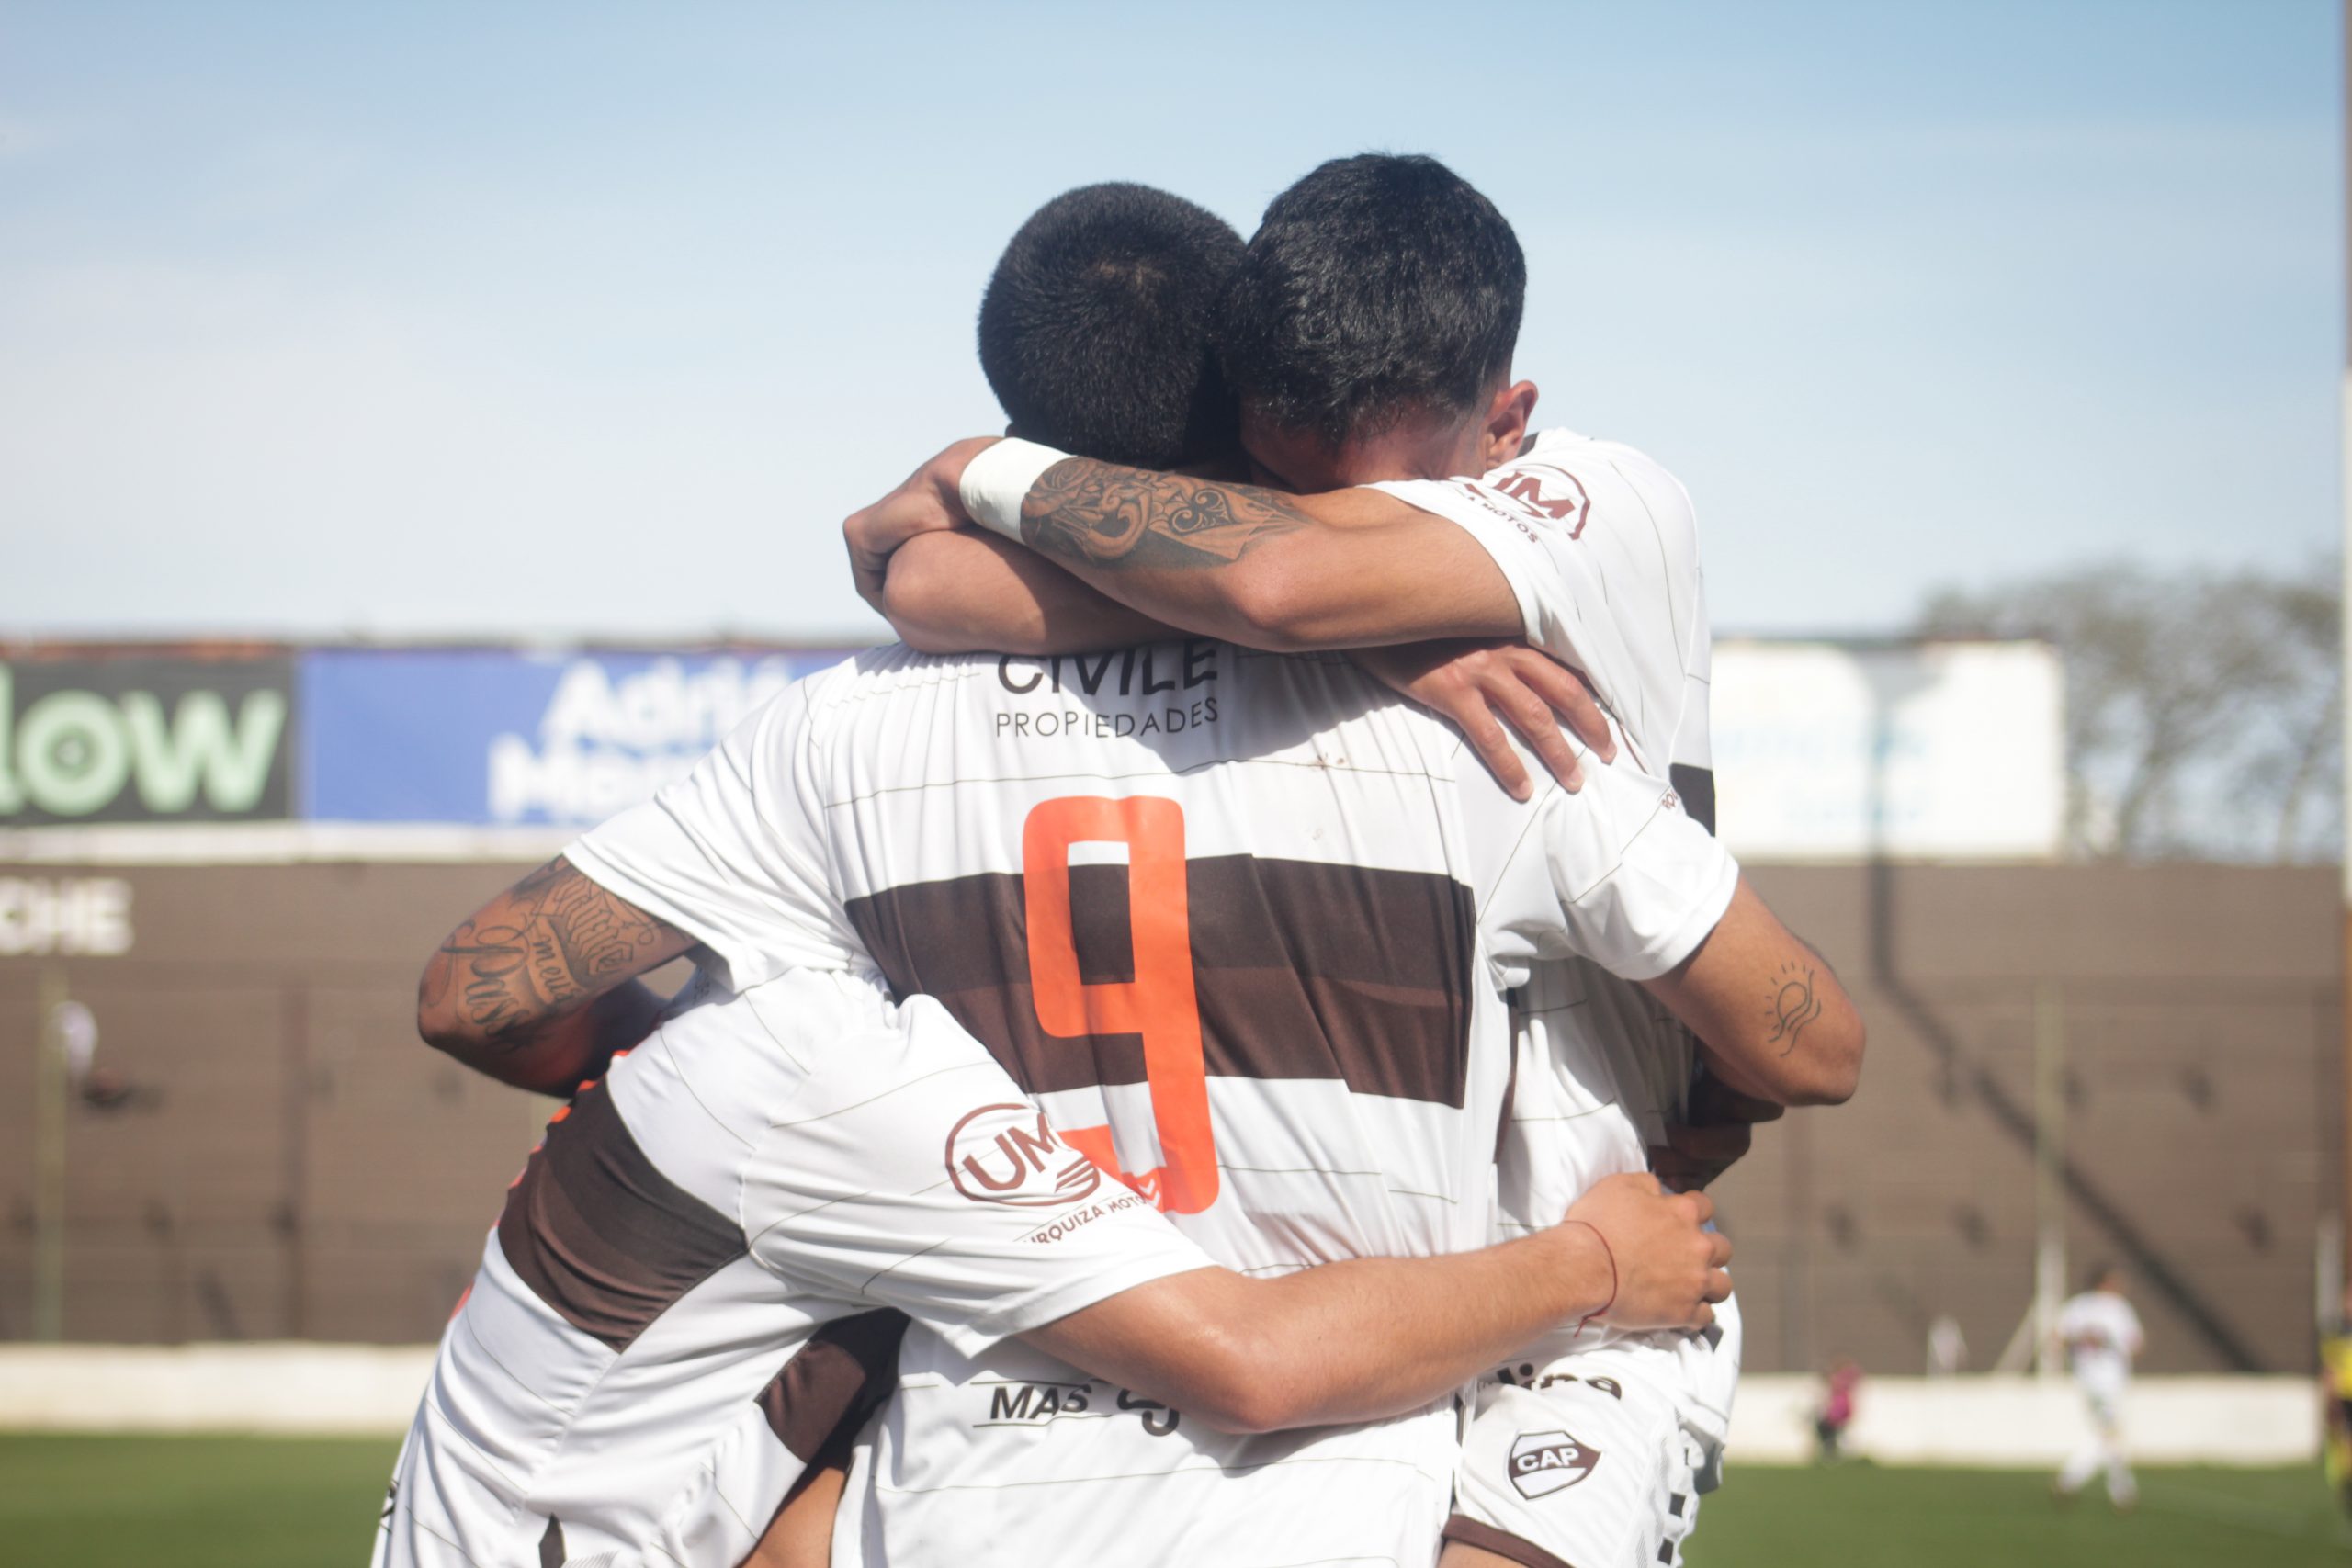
[{"xmin": 300, "ymin": 648, "xmax": 856, "ymax": 826}]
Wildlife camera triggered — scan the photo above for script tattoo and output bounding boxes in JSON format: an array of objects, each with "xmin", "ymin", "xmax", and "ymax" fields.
[
  {"xmin": 429, "ymin": 857, "xmax": 672, "ymax": 1052},
  {"xmin": 1020, "ymin": 459, "xmax": 1309, "ymax": 571},
  {"xmin": 1764, "ymin": 960, "xmax": 1824, "ymax": 1056}
]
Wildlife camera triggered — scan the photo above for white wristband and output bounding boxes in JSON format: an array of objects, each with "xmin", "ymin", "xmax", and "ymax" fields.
[{"xmin": 958, "ymin": 437, "xmax": 1069, "ymax": 543}]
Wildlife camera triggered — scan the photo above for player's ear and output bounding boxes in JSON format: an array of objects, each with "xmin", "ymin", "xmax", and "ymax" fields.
[{"xmin": 1479, "ymin": 380, "xmax": 1539, "ymax": 469}]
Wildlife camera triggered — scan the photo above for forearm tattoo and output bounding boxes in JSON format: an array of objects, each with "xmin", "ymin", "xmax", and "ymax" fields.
[
  {"xmin": 1765, "ymin": 961, "xmax": 1824, "ymax": 1056},
  {"xmin": 1020, "ymin": 458, "xmax": 1310, "ymax": 571},
  {"xmin": 427, "ymin": 857, "xmax": 673, "ymax": 1051}
]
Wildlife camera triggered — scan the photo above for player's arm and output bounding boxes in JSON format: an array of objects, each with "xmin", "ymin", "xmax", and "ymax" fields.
[
  {"xmin": 1024, "ymin": 1172, "xmax": 1727, "ymax": 1436},
  {"xmin": 859, "ymin": 436, "xmax": 1523, "ymax": 652},
  {"xmin": 876, "ymin": 529, "xmax": 1179, "ymax": 655},
  {"xmin": 423, "ymin": 687, "xmax": 869, "ymax": 1095},
  {"xmin": 1641, "ymin": 878, "xmax": 1865, "ymax": 1108},
  {"xmin": 848, "ymin": 446, "xmax": 1612, "ymax": 797},
  {"xmin": 416, "ymin": 855, "xmax": 695, "ymax": 1095},
  {"xmin": 1490, "ymin": 730, "xmax": 1865, "ymax": 1110}
]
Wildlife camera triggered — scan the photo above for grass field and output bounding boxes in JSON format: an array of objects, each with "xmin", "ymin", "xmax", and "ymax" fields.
[{"xmin": 1, "ymin": 1436, "xmax": 2343, "ymax": 1566}]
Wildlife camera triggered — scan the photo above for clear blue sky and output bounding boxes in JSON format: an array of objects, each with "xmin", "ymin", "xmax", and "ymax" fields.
[{"xmin": 1, "ymin": 0, "xmax": 2336, "ymax": 642}]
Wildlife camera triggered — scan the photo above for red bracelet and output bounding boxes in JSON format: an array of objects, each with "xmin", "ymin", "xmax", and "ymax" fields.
[{"xmin": 1564, "ymin": 1220, "xmax": 1617, "ymax": 1337}]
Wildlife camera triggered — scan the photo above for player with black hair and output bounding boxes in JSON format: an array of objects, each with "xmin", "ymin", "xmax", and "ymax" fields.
[
  {"xmin": 978, "ymin": 182, "xmax": 1243, "ymax": 471},
  {"xmin": 1218, "ymin": 152, "xmax": 1525, "ymax": 453},
  {"xmin": 851, "ymin": 151, "xmax": 1844, "ymax": 1567}
]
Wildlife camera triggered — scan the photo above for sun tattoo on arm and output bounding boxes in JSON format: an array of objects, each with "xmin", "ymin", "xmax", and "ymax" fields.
[
  {"xmin": 1019, "ymin": 458, "xmax": 1311, "ymax": 571},
  {"xmin": 427, "ymin": 857, "xmax": 675, "ymax": 1053},
  {"xmin": 1764, "ymin": 960, "xmax": 1824, "ymax": 1056}
]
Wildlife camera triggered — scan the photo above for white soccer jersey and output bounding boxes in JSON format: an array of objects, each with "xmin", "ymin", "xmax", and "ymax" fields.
[
  {"xmin": 2057, "ymin": 1290, "xmax": 2143, "ymax": 1395},
  {"xmin": 1382, "ymin": 433, "xmax": 1738, "ymax": 1563},
  {"xmin": 566, "ymin": 637, "xmax": 1737, "ymax": 1565},
  {"xmin": 1378, "ymin": 430, "xmax": 1720, "ymax": 1283},
  {"xmin": 373, "ymin": 968, "xmax": 1212, "ymax": 1568}
]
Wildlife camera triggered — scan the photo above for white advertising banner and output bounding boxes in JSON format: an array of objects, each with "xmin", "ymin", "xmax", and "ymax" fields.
[{"xmin": 1711, "ymin": 639, "xmax": 2064, "ymax": 862}]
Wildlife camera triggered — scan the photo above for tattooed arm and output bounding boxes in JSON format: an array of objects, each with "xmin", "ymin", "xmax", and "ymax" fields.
[
  {"xmin": 417, "ymin": 856, "xmax": 698, "ymax": 1094},
  {"xmin": 843, "ymin": 441, "xmax": 1611, "ymax": 793},
  {"xmin": 883, "ymin": 531, "xmax": 1177, "ymax": 656},
  {"xmin": 1007, "ymin": 457, "xmax": 1520, "ymax": 652},
  {"xmin": 1642, "ymin": 878, "xmax": 1865, "ymax": 1108},
  {"xmin": 844, "ymin": 439, "xmax": 1519, "ymax": 654}
]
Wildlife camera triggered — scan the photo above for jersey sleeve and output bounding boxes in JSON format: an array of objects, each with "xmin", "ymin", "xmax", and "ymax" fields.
[
  {"xmin": 743, "ymin": 991, "xmax": 1216, "ymax": 1358},
  {"xmin": 563, "ymin": 681, "xmax": 867, "ymax": 990},
  {"xmin": 1369, "ymin": 436, "xmax": 1698, "ymax": 760},
  {"xmin": 1462, "ymin": 722, "xmax": 1738, "ymax": 986}
]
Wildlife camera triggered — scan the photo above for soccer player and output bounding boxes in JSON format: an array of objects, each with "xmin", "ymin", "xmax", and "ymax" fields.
[
  {"xmin": 417, "ymin": 180, "xmax": 1858, "ymax": 1567},
  {"xmin": 376, "ymin": 967, "xmax": 1718, "ymax": 1567},
  {"xmin": 854, "ymin": 153, "xmax": 1808, "ymax": 1568},
  {"xmin": 2052, "ymin": 1264, "xmax": 2143, "ymax": 1509}
]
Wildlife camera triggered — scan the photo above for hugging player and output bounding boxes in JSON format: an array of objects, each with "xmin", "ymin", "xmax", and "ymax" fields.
[
  {"xmin": 842, "ymin": 155, "xmax": 1861, "ymax": 1568},
  {"xmin": 403, "ymin": 164, "xmax": 1860, "ymax": 1568}
]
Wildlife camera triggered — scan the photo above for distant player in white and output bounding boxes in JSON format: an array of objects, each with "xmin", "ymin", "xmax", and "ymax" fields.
[
  {"xmin": 861, "ymin": 155, "xmax": 1849, "ymax": 1567},
  {"xmin": 383, "ymin": 962, "xmax": 1713, "ymax": 1568},
  {"xmin": 2052, "ymin": 1266, "xmax": 2143, "ymax": 1509}
]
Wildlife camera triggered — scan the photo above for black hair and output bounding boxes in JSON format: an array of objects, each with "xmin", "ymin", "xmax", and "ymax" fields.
[
  {"xmin": 977, "ymin": 183, "xmax": 1244, "ymax": 469},
  {"xmin": 1219, "ymin": 152, "xmax": 1525, "ymax": 448}
]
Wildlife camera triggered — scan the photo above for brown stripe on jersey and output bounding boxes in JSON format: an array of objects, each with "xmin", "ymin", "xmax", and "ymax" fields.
[
  {"xmin": 757, "ymin": 1309, "xmax": 909, "ymax": 1462},
  {"xmin": 496, "ymin": 1082, "xmax": 745, "ymax": 1352},
  {"xmin": 1670, "ymin": 763, "xmax": 1716, "ymax": 837},
  {"xmin": 846, "ymin": 854, "xmax": 1475, "ymax": 1108},
  {"xmin": 537, "ymin": 1517, "xmax": 565, "ymax": 1568}
]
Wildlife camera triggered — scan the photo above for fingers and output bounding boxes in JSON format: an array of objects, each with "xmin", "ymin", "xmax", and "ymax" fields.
[
  {"xmin": 1708, "ymin": 1231, "xmax": 1733, "ymax": 1269},
  {"xmin": 1503, "ymin": 648, "xmax": 1616, "ymax": 762},
  {"xmin": 1690, "ymin": 1301, "xmax": 1716, "ymax": 1331},
  {"xmin": 1462, "ymin": 709, "xmax": 1534, "ymax": 802},
  {"xmin": 1680, "ymin": 1190, "xmax": 1715, "ymax": 1227},
  {"xmin": 1704, "ymin": 1267, "xmax": 1732, "ymax": 1303},
  {"xmin": 1489, "ymin": 684, "xmax": 1584, "ymax": 794}
]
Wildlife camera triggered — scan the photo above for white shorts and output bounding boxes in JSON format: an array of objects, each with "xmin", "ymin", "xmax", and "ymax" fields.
[{"xmin": 1448, "ymin": 1299, "xmax": 1739, "ymax": 1568}]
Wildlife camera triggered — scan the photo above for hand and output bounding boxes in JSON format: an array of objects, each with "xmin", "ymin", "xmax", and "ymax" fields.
[
  {"xmin": 1564, "ymin": 1171, "xmax": 1731, "ymax": 1332},
  {"xmin": 1650, "ymin": 1071, "xmax": 1785, "ymax": 1191},
  {"xmin": 1347, "ymin": 639, "xmax": 1615, "ymax": 802},
  {"xmin": 842, "ymin": 436, "xmax": 1001, "ymax": 611}
]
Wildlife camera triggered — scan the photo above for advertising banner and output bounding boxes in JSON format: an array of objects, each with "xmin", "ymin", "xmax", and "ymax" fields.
[
  {"xmin": 1710, "ymin": 639, "xmax": 2064, "ymax": 861},
  {"xmin": 300, "ymin": 648, "xmax": 855, "ymax": 827},
  {"xmin": 0, "ymin": 653, "xmax": 296, "ymax": 825}
]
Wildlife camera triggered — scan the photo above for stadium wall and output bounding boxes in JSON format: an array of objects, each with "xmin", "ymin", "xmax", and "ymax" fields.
[
  {"xmin": 0, "ymin": 857, "xmax": 2334, "ymax": 1380},
  {"xmin": 0, "ymin": 1342, "xmax": 2314, "ymax": 1467}
]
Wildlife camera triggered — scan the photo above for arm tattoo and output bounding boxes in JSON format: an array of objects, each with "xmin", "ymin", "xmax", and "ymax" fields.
[
  {"xmin": 1020, "ymin": 458, "xmax": 1310, "ymax": 571},
  {"xmin": 1764, "ymin": 961, "xmax": 1825, "ymax": 1056},
  {"xmin": 432, "ymin": 857, "xmax": 673, "ymax": 1052}
]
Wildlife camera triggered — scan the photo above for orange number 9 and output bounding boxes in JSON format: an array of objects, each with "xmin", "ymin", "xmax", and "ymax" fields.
[{"xmin": 1022, "ymin": 795, "xmax": 1218, "ymax": 1214}]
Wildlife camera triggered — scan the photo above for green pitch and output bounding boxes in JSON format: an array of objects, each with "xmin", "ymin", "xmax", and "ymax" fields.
[
  {"xmin": 1686, "ymin": 1461, "xmax": 2351, "ymax": 1568},
  {"xmin": 0, "ymin": 1435, "xmax": 2343, "ymax": 1566}
]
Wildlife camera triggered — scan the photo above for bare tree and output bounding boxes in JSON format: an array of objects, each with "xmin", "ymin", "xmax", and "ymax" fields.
[{"xmin": 1917, "ymin": 562, "xmax": 2341, "ymax": 863}]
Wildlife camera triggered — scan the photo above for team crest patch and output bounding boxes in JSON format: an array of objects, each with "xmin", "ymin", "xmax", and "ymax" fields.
[{"xmin": 1510, "ymin": 1428, "xmax": 1601, "ymax": 1498}]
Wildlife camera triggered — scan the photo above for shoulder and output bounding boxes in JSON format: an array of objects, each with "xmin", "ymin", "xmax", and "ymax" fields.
[
  {"xmin": 782, "ymin": 642, "xmax": 1001, "ymax": 738},
  {"xmin": 1512, "ymin": 428, "xmax": 1698, "ymax": 536}
]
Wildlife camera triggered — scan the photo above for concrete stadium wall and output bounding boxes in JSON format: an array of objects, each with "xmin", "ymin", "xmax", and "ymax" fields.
[
  {"xmin": 0, "ymin": 860, "xmax": 2337, "ymax": 1381},
  {"xmin": 0, "ymin": 1346, "xmax": 2314, "ymax": 1468}
]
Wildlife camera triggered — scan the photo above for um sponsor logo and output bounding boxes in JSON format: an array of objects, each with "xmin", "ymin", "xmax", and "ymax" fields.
[{"xmin": 946, "ymin": 1103, "xmax": 1102, "ymax": 1208}]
